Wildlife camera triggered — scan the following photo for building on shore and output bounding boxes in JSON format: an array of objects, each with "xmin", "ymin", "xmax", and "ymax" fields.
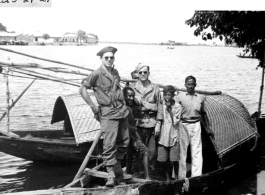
[
  {"xmin": 61, "ymin": 32, "xmax": 98, "ymax": 44},
  {"xmin": 0, "ymin": 32, "xmax": 32, "ymax": 45},
  {"xmin": 0, "ymin": 31, "xmax": 98, "ymax": 45},
  {"xmin": 0, "ymin": 31, "xmax": 58, "ymax": 45},
  {"xmin": 31, "ymin": 32, "xmax": 61, "ymax": 44},
  {"xmin": 0, "ymin": 32, "xmax": 19, "ymax": 41}
]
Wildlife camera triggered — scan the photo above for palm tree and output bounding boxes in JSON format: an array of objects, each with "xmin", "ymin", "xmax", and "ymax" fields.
[{"xmin": 77, "ymin": 30, "xmax": 87, "ymax": 43}]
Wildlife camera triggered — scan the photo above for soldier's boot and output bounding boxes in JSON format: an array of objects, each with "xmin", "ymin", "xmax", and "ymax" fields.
[
  {"xmin": 106, "ymin": 166, "xmax": 115, "ymax": 187},
  {"xmin": 143, "ymin": 151, "xmax": 151, "ymax": 180}
]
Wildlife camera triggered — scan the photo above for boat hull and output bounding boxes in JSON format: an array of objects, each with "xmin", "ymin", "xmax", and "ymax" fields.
[
  {"xmin": 2, "ymin": 157, "xmax": 255, "ymax": 195},
  {"xmin": 236, "ymin": 55, "xmax": 257, "ymax": 59},
  {"xmin": 0, "ymin": 130, "xmax": 102, "ymax": 163}
]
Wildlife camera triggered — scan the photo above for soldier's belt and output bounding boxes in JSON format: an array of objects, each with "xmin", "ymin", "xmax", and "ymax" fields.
[{"xmin": 100, "ymin": 101, "xmax": 124, "ymax": 109}]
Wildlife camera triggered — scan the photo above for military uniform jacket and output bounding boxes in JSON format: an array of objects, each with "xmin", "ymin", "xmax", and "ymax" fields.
[
  {"xmin": 82, "ymin": 65, "xmax": 128, "ymax": 119},
  {"xmin": 130, "ymin": 80, "xmax": 162, "ymax": 128}
]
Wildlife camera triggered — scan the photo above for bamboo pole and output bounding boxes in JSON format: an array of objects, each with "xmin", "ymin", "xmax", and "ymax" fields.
[
  {"xmin": 0, "ymin": 59, "xmax": 134, "ymax": 83},
  {"xmin": 0, "ymin": 47, "xmax": 94, "ymax": 72},
  {"xmin": 157, "ymin": 83, "xmax": 222, "ymax": 95},
  {"xmin": 36, "ymin": 67, "xmax": 134, "ymax": 84},
  {"xmin": 5, "ymin": 67, "xmax": 10, "ymax": 132},
  {"xmin": 0, "ymin": 78, "xmax": 37, "ymax": 122},
  {"xmin": 47, "ymin": 68, "xmax": 88, "ymax": 76},
  {"xmin": 0, "ymin": 73, "xmax": 82, "ymax": 81},
  {"xmin": 73, "ymin": 130, "xmax": 102, "ymax": 181},
  {"xmin": 18, "ymin": 68, "xmax": 80, "ymax": 85},
  {"xmin": 257, "ymin": 47, "xmax": 265, "ymax": 119},
  {"xmin": 0, "ymin": 73, "xmax": 41, "ymax": 80},
  {"xmin": 12, "ymin": 69, "xmax": 80, "ymax": 87},
  {"xmin": 0, "ymin": 60, "xmax": 65, "ymax": 70},
  {"xmin": 0, "ymin": 47, "xmax": 137, "ymax": 83}
]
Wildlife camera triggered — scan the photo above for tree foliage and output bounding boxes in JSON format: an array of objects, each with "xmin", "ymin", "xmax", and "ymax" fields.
[
  {"xmin": 186, "ymin": 11, "xmax": 265, "ymax": 68},
  {"xmin": 42, "ymin": 33, "xmax": 50, "ymax": 40},
  {"xmin": 0, "ymin": 23, "xmax": 7, "ymax": 31},
  {"xmin": 77, "ymin": 30, "xmax": 87, "ymax": 43}
]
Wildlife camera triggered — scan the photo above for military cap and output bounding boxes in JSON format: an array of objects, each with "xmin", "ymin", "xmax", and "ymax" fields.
[
  {"xmin": 96, "ymin": 46, "xmax": 117, "ymax": 57},
  {"xmin": 136, "ymin": 62, "xmax": 150, "ymax": 72}
]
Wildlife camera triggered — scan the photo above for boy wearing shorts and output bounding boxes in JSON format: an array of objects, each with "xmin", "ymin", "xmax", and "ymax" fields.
[{"xmin": 155, "ymin": 85, "xmax": 182, "ymax": 182}]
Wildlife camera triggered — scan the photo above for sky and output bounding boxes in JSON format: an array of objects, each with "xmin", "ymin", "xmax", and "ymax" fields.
[{"xmin": 0, "ymin": 0, "xmax": 262, "ymax": 44}]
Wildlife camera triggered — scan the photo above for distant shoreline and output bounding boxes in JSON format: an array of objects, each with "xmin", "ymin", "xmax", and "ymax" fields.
[{"xmin": 99, "ymin": 41, "xmax": 225, "ymax": 47}]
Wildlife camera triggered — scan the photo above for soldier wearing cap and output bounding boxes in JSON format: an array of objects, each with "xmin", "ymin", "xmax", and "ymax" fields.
[
  {"xmin": 129, "ymin": 63, "xmax": 163, "ymax": 176},
  {"xmin": 79, "ymin": 46, "xmax": 130, "ymax": 187}
]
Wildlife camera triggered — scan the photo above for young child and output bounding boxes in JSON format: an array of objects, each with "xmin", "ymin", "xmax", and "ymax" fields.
[
  {"xmin": 155, "ymin": 85, "xmax": 182, "ymax": 182},
  {"xmin": 123, "ymin": 87, "xmax": 151, "ymax": 180}
]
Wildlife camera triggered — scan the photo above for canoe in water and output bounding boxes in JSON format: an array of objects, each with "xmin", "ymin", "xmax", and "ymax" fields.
[{"xmin": 236, "ymin": 55, "xmax": 257, "ymax": 59}]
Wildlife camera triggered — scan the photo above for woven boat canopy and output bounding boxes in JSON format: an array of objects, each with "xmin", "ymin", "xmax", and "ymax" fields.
[
  {"xmin": 205, "ymin": 94, "xmax": 258, "ymax": 156},
  {"xmin": 50, "ymin": 92, "xmax": 258, "ymax": 152},
  {"xmin": 51, "ymin": 93, "xmax": 100, "ymax": 144}
]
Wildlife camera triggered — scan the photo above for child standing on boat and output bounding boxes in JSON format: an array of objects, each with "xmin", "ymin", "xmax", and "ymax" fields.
[
  {"xmin": 155, "ymin": 85, "xmax": 182, "ymax": 182},
  {"xmin": 123, "ymin": 87, "xmax": 151, "ymax": 180}
]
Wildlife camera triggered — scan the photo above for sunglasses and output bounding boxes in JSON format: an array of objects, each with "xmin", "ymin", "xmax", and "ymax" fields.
[
  {"xmin": 104, "ymin": 56, "xmax": 114, "ymax": 60},
  {"xmin": 139, "ymin": 71, "xmax": 148, "ymax": 75}
]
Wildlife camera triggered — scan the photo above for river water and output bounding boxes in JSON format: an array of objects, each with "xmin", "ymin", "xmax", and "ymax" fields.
[{"xmin": 0, "ymin": 44, "xmax": 264, "ymax": 194}]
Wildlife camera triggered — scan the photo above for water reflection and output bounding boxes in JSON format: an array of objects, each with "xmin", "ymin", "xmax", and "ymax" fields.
[{"xmin": 0, "ymin": 153, "xmax": 80, "ymax": 193}]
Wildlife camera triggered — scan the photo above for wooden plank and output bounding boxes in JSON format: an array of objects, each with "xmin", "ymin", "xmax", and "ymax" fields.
[
  {"xmin": 84, "ymin": 169, "xmax": 108, "ymax": 179},
  {"xmin": 130, "ymin": 177, "xmax": 151, "ymax": 183},
  {"xmin": 3, "ymin": 189, "xmax": 62, "ymax": 195},
  {"xmin": 80, "ymin": 163, "xmax": 104, "ymax": 187},
  {"xmin": 84, "ymin": 169, "xmax": 133, "ymax": 180},
  {"xmin": 80, "ymin": 173, "xmax": 93, "ymax": 188},
  {"xmin": 65, "ymin": 163, "xmax": 103, "ymax": 188}
]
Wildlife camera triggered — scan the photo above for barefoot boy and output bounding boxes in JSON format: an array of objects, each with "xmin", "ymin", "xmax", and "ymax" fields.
[{"xmin": 155, "ymin": 85, "xmax": 182, "ymax": 181}]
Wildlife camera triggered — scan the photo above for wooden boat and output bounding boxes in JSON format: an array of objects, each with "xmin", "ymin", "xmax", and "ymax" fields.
[
  {"xmin": 236, "ymin": 54, "xmax": 257, "ymax": 59},
  {"xmin": 0, "ymin": 47, "xmax": 264, "ymax": 195},
  {"xmin": 0, "ymin": 130, "xmax": 98, "ymax": 163},
  {"xmin": 3, "ymin": 93, "xmax": 263, "ymax": 195},
  {"xmin": 0, "ymin": 93, "xmax": 103, "ymax": 163},
  {"xmin": 2, "ymin": 157, "xmax": 260, "ymax": 195}
]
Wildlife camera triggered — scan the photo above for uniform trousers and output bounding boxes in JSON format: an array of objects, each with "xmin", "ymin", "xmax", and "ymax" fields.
[
  {"xmin": 178, "ymin": 121, "xmax": 203, "ymax": 179},
  {"xmin": 101, "ymin": 117, "xmax": 130, "ymax": 166}
]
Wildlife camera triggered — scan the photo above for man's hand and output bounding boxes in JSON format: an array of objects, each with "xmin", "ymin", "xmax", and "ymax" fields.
[
  {"xmin": 91, "ymin": 105, "xmax": 100, "ymax": 121},
  {"xmin": 91, "ymin": 105, "xmax": 99, "ymax": 114},
  {"xmin": 154, "ymin": 122, "xmax": 161, "ymax": 139}
]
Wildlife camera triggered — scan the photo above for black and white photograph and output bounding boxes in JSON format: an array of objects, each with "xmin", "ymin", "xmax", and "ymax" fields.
[{"xmin": 0, "ymin": 1, "xmax": 265, "ymax": 194}]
